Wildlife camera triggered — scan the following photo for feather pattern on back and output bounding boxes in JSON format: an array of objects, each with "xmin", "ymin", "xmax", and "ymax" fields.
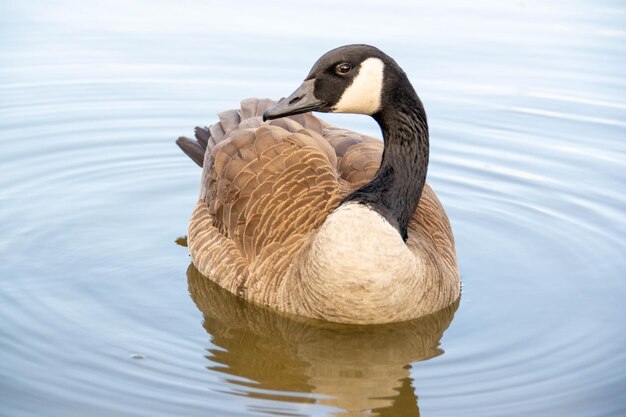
[{"xmin": 177, "ymin": 98, "xmax": 458, "ymax": 322}]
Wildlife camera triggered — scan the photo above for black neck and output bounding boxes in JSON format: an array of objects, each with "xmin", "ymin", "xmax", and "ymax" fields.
[{"xmin": 341, "ymin": 86, "xmax": 429, "ymax": 241}]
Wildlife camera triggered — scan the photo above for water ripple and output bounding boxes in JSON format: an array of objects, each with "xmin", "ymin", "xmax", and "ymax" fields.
[{"xmin": 1, "ymin": 2, "xmax": 625, "ymax": 417}]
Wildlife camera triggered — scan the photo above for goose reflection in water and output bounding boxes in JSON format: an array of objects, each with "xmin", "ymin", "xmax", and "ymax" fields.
[{"xmin": 187, "ymin": 264, "xmax": 459, "ymax": 417}]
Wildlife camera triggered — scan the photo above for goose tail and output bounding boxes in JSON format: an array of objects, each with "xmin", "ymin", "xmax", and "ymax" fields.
[
  {"xmin": 176, "ymin": 126, "xmax": 213, "ymax": 168},
  {"xmin": 176, "ymin": 103, "xmax": 269, "ymax": 167}
]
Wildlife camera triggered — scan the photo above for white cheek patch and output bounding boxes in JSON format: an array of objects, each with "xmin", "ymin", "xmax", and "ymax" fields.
[{"xmin": 333, "ymin": 57, "xmax": 384, "ymax": 115}]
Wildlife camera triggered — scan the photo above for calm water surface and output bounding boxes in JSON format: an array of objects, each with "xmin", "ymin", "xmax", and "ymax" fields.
[{"xmin": 1, "ymin": 1, "xmax": 625, "ymax": 416}]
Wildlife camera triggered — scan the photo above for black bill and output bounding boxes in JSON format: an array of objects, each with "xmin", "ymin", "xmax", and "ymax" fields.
[{"xmin": 263, "ymin": 80, "xmax": 325, "ymax": 121}]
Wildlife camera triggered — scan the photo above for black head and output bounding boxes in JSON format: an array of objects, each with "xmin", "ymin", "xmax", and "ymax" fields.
[{"xmin": 263, "ymin": 44, "xmax": 409, "ymax": 121}]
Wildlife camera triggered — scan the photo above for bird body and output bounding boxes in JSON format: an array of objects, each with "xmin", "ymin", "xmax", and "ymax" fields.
[{"xmin": 177, "ymin": 45, "xmax": 460, "ymax": 324}]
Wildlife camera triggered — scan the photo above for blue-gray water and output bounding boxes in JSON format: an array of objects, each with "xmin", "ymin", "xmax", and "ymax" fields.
[{"xmin": 1, "ymin": 1, "xmax": 625, "ymax": 416}]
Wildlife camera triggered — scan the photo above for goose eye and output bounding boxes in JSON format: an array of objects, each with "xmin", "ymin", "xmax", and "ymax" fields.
[{"xmin": 336, "ymin": 63, "xmax": 352, "ymax": 74}]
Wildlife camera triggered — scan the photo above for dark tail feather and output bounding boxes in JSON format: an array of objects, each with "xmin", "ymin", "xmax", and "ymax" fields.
[
  {"xmin": 176, "ymin": 126, "xmax": 212, "ymax": 167},
  {"xmin": 193, "ymin": 126, "xmax": 211, "ymax": 149},
  {"xmin": 177, "ymin": 100, "xmax": 280, "ymax": 167}
]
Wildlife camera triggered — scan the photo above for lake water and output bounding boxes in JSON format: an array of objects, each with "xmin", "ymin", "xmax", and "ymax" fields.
[{"xmin": 1, "ymin": 1, "xmax": 625, "ymax": 416}]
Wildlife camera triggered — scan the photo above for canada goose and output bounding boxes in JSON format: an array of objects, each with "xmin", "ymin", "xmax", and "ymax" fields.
[{"xmin": 177, "ymin": 44, "xmax": 460, "ymax": 324}]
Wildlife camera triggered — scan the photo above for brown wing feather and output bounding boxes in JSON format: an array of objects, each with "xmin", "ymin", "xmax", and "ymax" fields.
[
  {"xmin": 183, "ymin": 98, "xmax": 455, "ymax": 304},
  {"xmin": 185, "ymin": 100, "xmax": 348, "ymax": 300}
]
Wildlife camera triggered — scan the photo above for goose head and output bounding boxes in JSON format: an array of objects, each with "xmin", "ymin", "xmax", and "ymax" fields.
[{"xmin": 263, "ymin": 44, "xmax": 408, "ymax": 121}]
